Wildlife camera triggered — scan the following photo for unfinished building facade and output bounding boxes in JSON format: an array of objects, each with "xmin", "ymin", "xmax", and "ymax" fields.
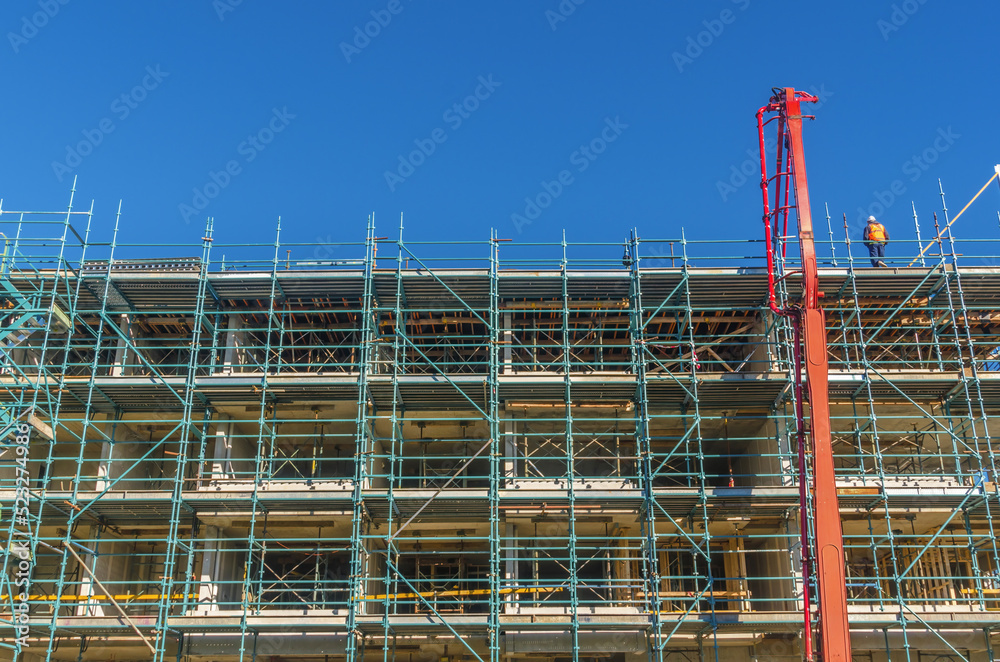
[{"xmin": 2, "ymin": 202, "xmax": 1000, "ymax": 662}]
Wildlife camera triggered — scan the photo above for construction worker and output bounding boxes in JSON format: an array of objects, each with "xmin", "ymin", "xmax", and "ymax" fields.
[{"xmin": 863, "ymin": 216, "xmax": 889, "ymax": 267}]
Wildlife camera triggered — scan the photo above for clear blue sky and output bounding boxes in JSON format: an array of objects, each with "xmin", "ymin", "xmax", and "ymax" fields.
[{"xmin": 2, "ymin": 1, "xmax": 998, "ymax": 264}]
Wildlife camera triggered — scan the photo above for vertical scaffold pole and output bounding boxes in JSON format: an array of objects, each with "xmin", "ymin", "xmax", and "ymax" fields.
[
  {"xmin": 681, "ymin": 229, "xmax": 719, "ymax": 659},
  {"xmin": 347, "ymin": 215, "xmax": 377, "ymax": 662},
  {"xmin": 44, "ymin": 189, "xmax": 106, "ymax": 662},
  {"xmin": 626, "ymin": 229, "xmax": 664, "ymax": 662},
  {"xmin": 941, "ymin": 219, "xmax": 1000, "ymax": 612},
  {"xmin": 559, "ymin": 230, "xmax": 581, "ymax": 660},
  {"xmin": 152, "ymin": 215, "xmax": 214, "ymax": 661},
  {"xmin": 236, "ymin": 216, "xmax": 282, "ymax": 662},
  {"xmin": 29, "ymin": 199, "xmax": 90, "ymax": 655},
  {"xmin": 488, "ymin": 228, "xmax": 501, "ymax": 662},
  {"xmin": 380, "ymin": 214, "xmax": 405, "ymax": 659},
  {"xmin": 29, "ymin": 184, "xmax": 87, "ymax": 661},
  {"xmin": 912, "ymin": 202, "xmax": 926, "ymax": 267},
  {"xmin": 825, "ymin": 203, "xmax": 837, "ymax": 267}
]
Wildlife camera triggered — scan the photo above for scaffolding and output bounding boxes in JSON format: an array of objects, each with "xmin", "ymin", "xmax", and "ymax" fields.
[{"xmin": 1, "ymin": 187, "xmax": 1000, "ymax": 661}]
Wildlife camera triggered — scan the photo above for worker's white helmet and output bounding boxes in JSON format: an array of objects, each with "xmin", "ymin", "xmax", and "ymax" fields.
[{"xmin": 867, "ymin": 215, "xmax": 877, "ymax": 222}]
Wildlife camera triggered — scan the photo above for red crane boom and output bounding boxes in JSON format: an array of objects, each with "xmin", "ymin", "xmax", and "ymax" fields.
[{"xmin": 757, "ymin": 87, "xmax": 852, "ymax": 662}]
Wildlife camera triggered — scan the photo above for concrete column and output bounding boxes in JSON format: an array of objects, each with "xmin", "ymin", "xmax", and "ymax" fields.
[
  {"xmin": 504, "ymin": 522, "xmax": 517, "ymax": 610},
  {"xmin": 95, "ymin": 415, "xmax": 148, "ymax": 492},
  {"xmin": 209, "ymin": 415, "xmax": 233, "ymax": 486},
  {"xmin": 611, "ymin": 524, "xmax": 631, "ymax": 606},
  {"xmin": 502, "ymin": 312, "xmax": 512, "ymax": 374},
  {"xmin": 109, "ymin": 314, "xmax": 133, "ymax": 376},
  {"xmin": 207, "ymin": 416, "xmax": 256, "ymax": 486},
  {"xmin": 360, "ymin": 546, "xmax": 377, "ymax": 616},
  {"xmin": 746, "ymin": 313, "xmax": 774, "ymax": 372},
  {"xmin": 94, "ymin": 413, "xmax": 118, "ymax": 493},
  {"xmin": 503, "ymin": 417, "xmax": 517, "ymax": 483},
  {"xmin": 196, "ymin": 525, "xmax": 221, "ymax": 613},
  {"xmin": 787, "ymin": 517, "xmax": 805, "ymax": 614},
  {"xmin": 724, "ymin": 534, "xmax": 749, "ymax": 612},
  {"xmin": 75, "ymin": 538, "xmax": 132, "ymax": 618},
  {"xmin": 107, "ymin": 440, "xmax": 146, "ymax": 490},
  {"xmin": 773, "ymin": 415, "xmax": 795, "ymax": 487},
  {"xmin": 75, "ymin": 525, "xmax": 102, "ymax": 616},
  {"xmin": 222, "ymin": 314, "xmax": 246, "ymax": 373},
  {"xmin": 8, "ymin": 343, "xmax": 40, "ymax": 375}
]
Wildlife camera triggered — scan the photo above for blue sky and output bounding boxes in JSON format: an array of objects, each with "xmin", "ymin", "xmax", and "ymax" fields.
[{"xmin": 2, "ymin": 1, "xmax": 998, "ymax": 265}]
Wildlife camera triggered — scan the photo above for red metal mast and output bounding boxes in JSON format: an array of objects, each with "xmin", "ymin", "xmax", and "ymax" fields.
[{"xmin": 757, "ymin": 88, "xmax": 851, "ymax": 662}]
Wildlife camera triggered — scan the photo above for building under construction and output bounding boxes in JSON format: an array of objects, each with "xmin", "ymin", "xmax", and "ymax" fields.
[{"xmin": 3, "ymin": 92, "xmax": 1000, "ymax": 661}]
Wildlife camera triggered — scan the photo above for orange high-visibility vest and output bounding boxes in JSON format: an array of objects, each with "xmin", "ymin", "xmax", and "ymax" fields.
[{"xmin": 868, "ymin": 223, "xmax": 887, "ymax": 242}]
